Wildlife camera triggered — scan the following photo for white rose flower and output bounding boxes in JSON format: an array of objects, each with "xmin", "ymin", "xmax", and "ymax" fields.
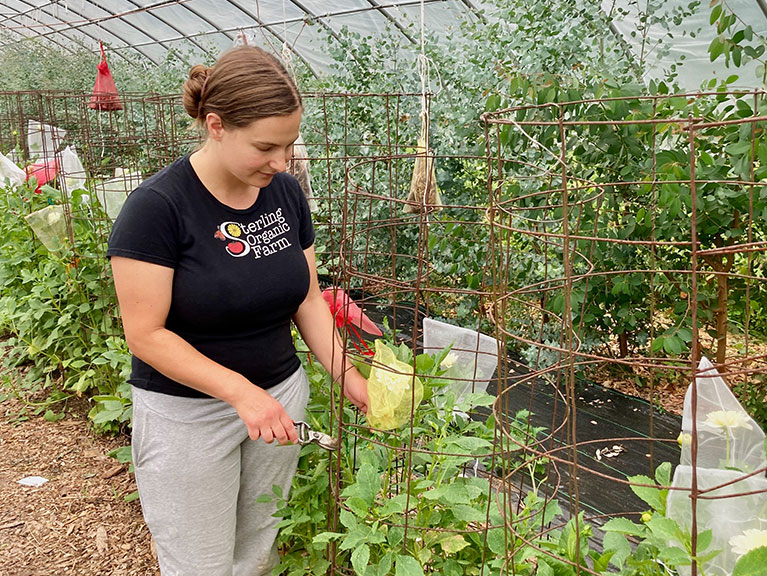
[
  {"xmin": 379, "ymin": 370, "xmax": 408, "ymax": 392},
  {"xmin": 46, "ymin": 209, "xmax": 61, "ymax": 226}
]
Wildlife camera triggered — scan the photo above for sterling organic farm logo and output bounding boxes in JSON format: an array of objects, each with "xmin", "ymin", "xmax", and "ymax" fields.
[{"xmin": 213, "ymin": 208, "xmax": 292, "ymax": 260}]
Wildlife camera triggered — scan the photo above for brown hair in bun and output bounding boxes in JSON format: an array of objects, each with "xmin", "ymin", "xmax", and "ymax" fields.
[{"xmin": 182, "ymin": 46, "xmax": 301, "ymax": 130}]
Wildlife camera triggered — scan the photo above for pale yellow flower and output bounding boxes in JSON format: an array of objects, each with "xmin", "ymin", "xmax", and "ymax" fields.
[
  {"xmin": 440, "ymin": 352, "xmax": 458, "ymax": 370},
  {"xmin": 46, "ymin": 210, "xmax": 61, "ymax": 225},
  {"xmin": 702, "ymin": 410, "xmax": 752, "ymax": 432},
  {"xmin": 730, "ymin": 529, "xmax": 767, "ymax": 556}
]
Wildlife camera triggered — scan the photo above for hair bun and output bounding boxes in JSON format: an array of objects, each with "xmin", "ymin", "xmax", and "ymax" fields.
[
  {"xmin": 182, "ymin": 65, "xmax": 211, "ymax": 120},
  {"xmin": 182, "ymin": 46, "xmax": 302, "ymax": 130}
]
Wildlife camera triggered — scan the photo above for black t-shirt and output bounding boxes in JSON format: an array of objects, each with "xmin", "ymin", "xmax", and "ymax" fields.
[{"xmin": 107, "ymin": 155, "xmax": 315, "ymax": 398}]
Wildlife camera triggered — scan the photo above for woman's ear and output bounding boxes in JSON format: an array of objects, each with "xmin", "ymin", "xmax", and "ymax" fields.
[{"xmin": 205, "ymin": 113, "xmax": 225, "ymax": 141}]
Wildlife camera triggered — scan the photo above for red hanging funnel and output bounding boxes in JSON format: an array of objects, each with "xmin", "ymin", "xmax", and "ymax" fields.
[
  {"xmin": 26, "ymin": 158, "xmax": 59, "ymax": 193},
  {"xmin": 89, "ymin": 42, "xmax": 122, "ymax": 111}
]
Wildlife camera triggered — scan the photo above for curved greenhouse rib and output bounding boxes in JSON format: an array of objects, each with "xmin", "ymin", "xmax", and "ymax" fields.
[
  {"xmin": 0, "ymin": 0, "xmax": 67, "ymax": 26},
  {"xmin": 227, "ymin": 0, "xmax": 319, "ymax": 76},
  {"xmin": 2, "ymin": 0, "xmax": 168, "ymax": 64},
  {"xmin": 363, "ymin": 0, "xmax": 417, "ymax": 44},
  {"xmin": 118, "ymin": 0, "xmax": 214, "ymax": 59},
  {"xmin": 758, "ymin": 0, "xmax": 767, "ymax": 19},
  {"xmin": 457, "ymin": 0, "xmax": 487, "ymax": 23},
  {"xmin": 0, "ymin": 11, "xmax": 82, "ymax": 59}
]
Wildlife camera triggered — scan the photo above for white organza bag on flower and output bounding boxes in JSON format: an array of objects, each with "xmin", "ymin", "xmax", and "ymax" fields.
[
  {"xmin": 667, "ymin": 357, "xmax": 767, "ymax": 576},
  {"xmin": 94, "ymin": 168, "xmax": 143, "ymax": 220},
  {"xmin": 0, "ymin": 152, "xmax": 26, "ymax": 186},
  {"xmin": 27, "ymin": 120, "xmax": 66, "ymax": 160},
  {"xmin": 59, "ymin": 146, "xmax": 87, "ymax": 198},
  {"xmin": 679, "ymin": 357, "xmax": 766, "ymax": 472},
  {"xmin": 423, "ymin": 317, "xmax": 498, "ymax": 406}
]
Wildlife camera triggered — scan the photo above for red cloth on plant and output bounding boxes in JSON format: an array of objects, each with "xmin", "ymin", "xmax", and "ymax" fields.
[
  {"xmin": 89, "ymin": 42, "xmax": 122, "ymax": 111},
  {"xmin": 26, "ymin": 158, "xmax": 59, "ymax": 193}
]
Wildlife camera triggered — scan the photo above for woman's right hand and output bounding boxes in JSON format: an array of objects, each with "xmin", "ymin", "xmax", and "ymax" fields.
[
  {"xmin": 230, "ymin": 384, "xmax": 298, "ymax": 445},
  {"xmin": 111, "ymin": 256, "xmax": 299, "ymax": 446}
]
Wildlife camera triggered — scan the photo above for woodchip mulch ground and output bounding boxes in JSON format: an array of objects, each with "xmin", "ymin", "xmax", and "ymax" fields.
[{"xmin": 0, "ymin": 395, "xmax": 158, "ymax": 576}]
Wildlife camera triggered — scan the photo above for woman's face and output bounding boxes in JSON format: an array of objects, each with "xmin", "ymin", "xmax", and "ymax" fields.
[{"xmin": 215, "ymin": 108, "xmax": 302, "ymax": 190}]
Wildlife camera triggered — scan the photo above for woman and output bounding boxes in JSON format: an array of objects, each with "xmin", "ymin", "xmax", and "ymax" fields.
[{"xmin": 108, "ymin": 46, "xmax": 368, "ymax": 575}]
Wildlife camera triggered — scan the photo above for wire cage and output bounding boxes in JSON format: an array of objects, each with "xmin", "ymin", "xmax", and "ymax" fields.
[
  {"xmin": 1, "ymin": 86, "xmax": 766, "ymax": 575},
  {"xmin": 0, "ymin": 90, "xmax": 200, "ymax": 401},
  {"xmin": 322, "ymin": 147, "xmax": 515, "ymax": 574},
  {"xmin": 482, "ymin": 91, "xmax": 767, "ymax": 575}
]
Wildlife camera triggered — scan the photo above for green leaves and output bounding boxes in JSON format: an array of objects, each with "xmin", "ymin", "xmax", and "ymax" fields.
[
  {"xmin": 710, "ymin": 4, "xmax": 722, "ymax": 26},
  {"xmin": 394, "ymin": 555, "xmax": 424, "ymax": 576},
  {"xmin": 451, "ymin": 504, "xmax": 487, "ymax": 523},
  {"xmin": 312, "ymin": 531, "xmax": 345, "ymax": 548},
  {"xmin": 351, "ymin": 544, "xmax": 370, "ymax": 574},
  {"xmin": 421, "ymin": 481, "xmax": 476, "ymax": 506},
  {"xmin": 436, "ymin": 534, "xmax": 470, "ymax": 555},
  {"xmin": 655, "ymin": 461, "xmax": 672, "ymax": 486},
  {"xmin": 629, "ymin": 476, "xmax": 666, "ymax": 514},
  {"xmin": 733, "ymin": 547, "xmax": 767, "ymax": 576},
  {"xmin": 706, "ymin": 0, "xmax": 766, "ymax": 84},
  {"xmin": 602, "ymin": 532, "xmax": 632, "ymax": 568},
  {"xmin": 602, "ymin": 517, "xmax": 645, "ymax": 537},
  {"xmin": 341, "ymin": 463, "xmax": 381, "ymax": 508},
  {"xmin": 646, "ymin": 516, "xmax": 682, "ymax": 543},
  {"xmin": 0, "ymin": 179, "xmax": 130, "ymax": 434}
]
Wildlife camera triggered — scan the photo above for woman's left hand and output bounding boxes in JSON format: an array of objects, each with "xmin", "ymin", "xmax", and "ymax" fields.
[{"xmin": 343, "ymin": 370, "xmax": 369, "ymax": 414}]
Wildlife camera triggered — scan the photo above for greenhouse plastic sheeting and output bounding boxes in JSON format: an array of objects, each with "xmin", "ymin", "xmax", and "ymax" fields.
[{"xmin": 1, "ymin": 1, "xmax": 764, "ymax": 89}]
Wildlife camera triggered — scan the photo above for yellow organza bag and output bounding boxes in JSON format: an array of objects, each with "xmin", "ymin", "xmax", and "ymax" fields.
[{"xmin": 366, "ymin": 340, "xmax": 424, "ymax": 431}]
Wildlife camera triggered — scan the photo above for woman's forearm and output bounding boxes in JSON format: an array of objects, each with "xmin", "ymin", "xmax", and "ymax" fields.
[
  {"xmin": 293, "ymin": 291, "xmax": 369, "ymax": 412},
  {"xmin": 125, "ymin": 327, "xmax": 252, "ymax": 406},
  {"xmin": 294, "ymin": 293, "xmax": 351, "ymax": 379}
]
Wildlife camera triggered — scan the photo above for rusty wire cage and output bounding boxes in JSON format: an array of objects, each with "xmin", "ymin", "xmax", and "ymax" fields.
[
  {"xmin": 480, "ymin": 91, "xmax": 767, "ymax": 575},
  {"xmin": 2, "ymin": 87, "xmax": 766, "ymax": 575},
  {"xmin": 0, "ymin": 90, "xmax": 200, "ymax": 398}
]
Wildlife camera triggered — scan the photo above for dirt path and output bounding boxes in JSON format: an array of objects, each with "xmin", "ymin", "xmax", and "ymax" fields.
[{"xmin": 0, "ymin": 396, "xmax": 158, "ymax": 576}]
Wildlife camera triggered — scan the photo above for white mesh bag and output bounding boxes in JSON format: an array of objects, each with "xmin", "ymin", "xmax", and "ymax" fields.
[
  {"xmin": 667, "ymin": 465, "xmax": 767, "ymax": 576},
  {"xmin": 24, "ymin": 205, "xmax": 69, "ymax": 252},
  {"xmin": 680, "ymin": 357, "xmax": 766, "ymax": 472},
  {"xmin": 59, "ymin": 146, "xmax": 87, "ymax": 198},
  {"xmin": 27, "ymin": 120, "xmax": 66, "ymax": 161},
  {"xmin": 667, "ymin": 357, "xmax": 767, "ymax": 576},
  {"xmin": 94, "ymin": 168, "xmax": 143, "ymax": 221},
  {"xmin": 422, "ymin": 317, "xmax": 498, "ymax": 404},
  {"xmin": 0, "ymin": 152, "xmax": 26, "ymax": 186}
]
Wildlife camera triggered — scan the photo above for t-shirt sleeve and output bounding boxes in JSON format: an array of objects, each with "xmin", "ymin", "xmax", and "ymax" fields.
[{"xmin": 106, "ymin": 186, "xmax": 180, "ymax": 268}]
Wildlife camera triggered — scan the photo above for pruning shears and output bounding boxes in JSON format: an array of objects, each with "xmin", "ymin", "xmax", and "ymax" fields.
[{"xmin": 294, "ymin": 421, "xmax": 339, "ymax": 451}]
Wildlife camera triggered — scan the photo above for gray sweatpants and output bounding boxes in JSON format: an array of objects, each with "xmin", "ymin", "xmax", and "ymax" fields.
[{"xmin": 130, "ymin": 367, "xmax": 310, "ymax": 576}]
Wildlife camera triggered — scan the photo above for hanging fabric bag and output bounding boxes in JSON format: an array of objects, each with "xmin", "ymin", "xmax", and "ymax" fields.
[{"xmin": 89, "ymin": 42, "xmax": 123, "ymax": 111}]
